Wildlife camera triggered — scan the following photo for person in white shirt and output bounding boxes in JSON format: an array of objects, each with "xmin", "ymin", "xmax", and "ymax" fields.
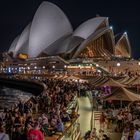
[
  {"xmin": 112, "ymin": 109, "xmax": 119, "ymax": 118},
  {"xmin": 133, "ymin": 125, "xmax": 140, "ymax": 140},
  {"xmin": 0, "ymin": 124, "xmax": 9, "ymax": 140},
  {"xmin": 90, "ymin": 128, "xmax": 98, "ymax": 139}
]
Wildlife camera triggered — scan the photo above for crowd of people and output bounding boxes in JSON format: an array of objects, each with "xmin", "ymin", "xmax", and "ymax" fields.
[
  {"xmin": 2, "ymin": 73, "xmax": 140, "ymax": 140},
  {"xmin": 84, "ymin": 86, "xmax": 140, "ymax": 140},
  {"xmin": 0, "ymin": 78, "xmax": 81, "ymax": 140},
  {"xmin": 97, "ymin": 104, "xmax": 140, "ymax": 140},
  {"xmin": 83, "ymin": 105, "xmax": 140, "ymax": 140},
  {"xmin": 84, "ymin": 128, "xmax": 110, "ymax": 140}
]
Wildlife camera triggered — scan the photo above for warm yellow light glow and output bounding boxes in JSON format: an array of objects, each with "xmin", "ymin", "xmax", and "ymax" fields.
[{"xmin": 18, "ymin": 53, "xmax": 28, "ymax": 59}]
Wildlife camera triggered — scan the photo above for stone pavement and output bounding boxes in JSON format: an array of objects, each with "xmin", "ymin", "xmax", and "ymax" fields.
[{"xmin": 78, "ymin": 97, "xmax": 92, "ymax": 137}]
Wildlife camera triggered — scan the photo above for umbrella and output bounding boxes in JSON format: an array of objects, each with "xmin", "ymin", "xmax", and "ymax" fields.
[
  {"xmin": 117, "ymin": 76, "xmax": 130, "ymax": 84},
  {"xmin": 104, "ymin": 87, "xmax": 140, "ymax": 102},
  {"xmin": 97, "ymin": 78, "xmax": 125, "ymax": 87},
  {"xmin": 128, "ymin": 77, "xmax": 140, "ymax": 86},
  {"xmin": 93, "ymin": 77, "xmax": 108, "ymax": 86},
  {"xmin": 123, "ymin": 77, "xmax": 136, "ymax": 85}
]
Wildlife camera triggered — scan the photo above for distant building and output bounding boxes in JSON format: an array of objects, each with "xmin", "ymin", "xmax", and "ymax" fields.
[{"xmin": 7, "ymin": 1, "xmax": 131, "ymax": 61}]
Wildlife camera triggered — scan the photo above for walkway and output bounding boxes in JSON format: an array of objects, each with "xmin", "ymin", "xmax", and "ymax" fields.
[
  {"xmin": 78, "ymin": 97, "xmax": 92, "ymax": 136},
  {"xmin": 78, "ymin": 97, "xmax": 122, "ymax": 139}
]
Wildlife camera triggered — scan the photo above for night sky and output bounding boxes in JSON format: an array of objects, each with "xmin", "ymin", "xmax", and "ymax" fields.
[{"xmin": 0, "ymin": 0, "xmax": 140, "ymax": 58}]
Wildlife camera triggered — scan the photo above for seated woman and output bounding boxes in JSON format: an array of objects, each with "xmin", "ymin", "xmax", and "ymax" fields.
[
  {"xmin": 98, "ymin": 129, "xmax": 104, "ymax": 140},
  {"xmin": 61, "ymin": 110, "xmax": 70, "ymax": 122},
  {"xmin": 13, "ymin": 113, "xmax": 22, "ymax": 127},
  {"xmin": 42, "ymin": 114, "xmax": 48, "ymax": 126},
  {"xmin": 56, "ymin": 119, "xmax": 64, "ymax": 132},
  {"xmin": 41, "ymin": 114, "xmax": 50, "ymax": 136},
  {"xmin": 50, "ymin": 115, "xmax": 58, "ymax": 127},
  {"xmin": 90, "ymin": 128, "xmax": 98, "ymax": 139}
]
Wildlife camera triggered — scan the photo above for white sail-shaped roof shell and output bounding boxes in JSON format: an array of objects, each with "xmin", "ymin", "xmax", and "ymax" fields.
[
  {"xmin": 8, "ymin": 1, "xmax": 132, "ymax": 60},
  {"xmin": 73, "ymin": 17, "xmax": 108, "ymax": 39},
  {"xmin": 73, "ymin": 27, "xmax": 115, "ymax": 58},
  {"xmin": 115, "ymin": 33, "xmax": 131, "ymax": 57},
  {"xmin": 42, "ymin": 34, "xmax": 84, "ymax": 55},
  {"xmin": 8, "ymin": 35, "xmax": 20, "ymax": 53},
  {"xmin": 14, "ymin": 24, "xmax": 31, "ymax": 56},
  {"xmin": 28, "ymin": 1, "xmax": 73, "ymax": 58}
]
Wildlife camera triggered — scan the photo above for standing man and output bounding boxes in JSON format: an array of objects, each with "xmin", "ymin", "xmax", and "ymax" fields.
[
  {"xmin": 0, "ymin": 124, "xmax": 9, "ymax": 140},
  {"xmin": 27, "ymin": 122, "xmax": 45, "ymax": 140},
  {"xmin": 133, "ymin": 125, "xmax": 140, "ymax": 140}
]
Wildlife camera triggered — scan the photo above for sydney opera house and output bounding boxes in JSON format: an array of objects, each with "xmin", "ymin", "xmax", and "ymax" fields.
[{"xmin": 8, "ymin": 1, "xmax": 131, "ymax": 61}]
